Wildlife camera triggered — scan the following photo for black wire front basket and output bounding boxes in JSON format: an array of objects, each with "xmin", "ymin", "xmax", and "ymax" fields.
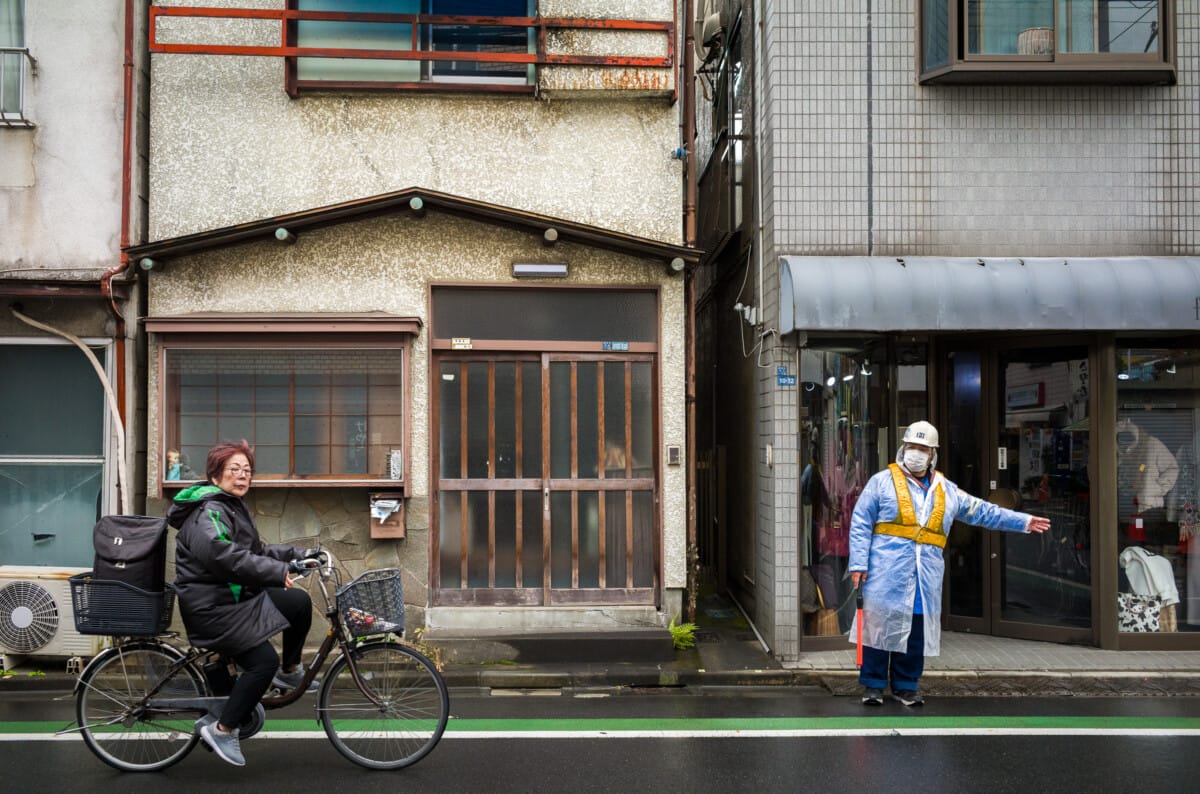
[
  {"xmin": 69, "ymin": 573, "xmax": 176, "ymax": 636},
  {"xmin": 334, "ymin": 568, "xmax": 405, "ymax": 639}
]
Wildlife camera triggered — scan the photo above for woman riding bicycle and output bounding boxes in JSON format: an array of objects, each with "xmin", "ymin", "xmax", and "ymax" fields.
[{"xmin": 168, "ymin": 439, "xmax": 319, "ymax": 767}]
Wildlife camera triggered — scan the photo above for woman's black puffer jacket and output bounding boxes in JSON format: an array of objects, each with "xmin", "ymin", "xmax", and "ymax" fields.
[{"xmin": 168, "ymin": 484, "xmax": 300, "ymax": 654}]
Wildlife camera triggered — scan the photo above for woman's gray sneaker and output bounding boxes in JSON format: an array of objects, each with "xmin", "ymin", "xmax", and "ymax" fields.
[
  {"xmin": 272, "ymin": 665, "xmax": 319, "ymax": 692},
  {"xmin": 200, "ymin": 721, "xmax": 245, "ymax": 767}
]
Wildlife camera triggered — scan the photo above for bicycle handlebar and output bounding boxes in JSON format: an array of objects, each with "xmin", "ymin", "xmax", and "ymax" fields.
[{"xmin": 292, "ymin": 548, "xmax": 337, "ymax": 580}]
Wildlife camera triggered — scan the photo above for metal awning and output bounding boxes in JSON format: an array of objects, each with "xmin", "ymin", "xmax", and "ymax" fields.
[{"xmin": 780, "ymin": 256, "xmax": 1200, "ymax": 333}]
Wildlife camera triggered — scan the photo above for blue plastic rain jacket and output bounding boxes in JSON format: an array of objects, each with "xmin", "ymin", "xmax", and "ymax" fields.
[{"xmin": 848, "ymin": 447, "xmax": 1034, "ymax": 656}]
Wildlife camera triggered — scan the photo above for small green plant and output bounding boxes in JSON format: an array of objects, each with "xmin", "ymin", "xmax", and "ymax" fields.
[
  {"xmin": 669, "ymin": 614, "xmax": 697, "ymax": 650},
  {"xmin": 405, "ymin": 626, "xmax": 446, "ymax": 671},
  {"xmin": 27, "ymin": 670, "xmax": 45, "ymax": 677}
]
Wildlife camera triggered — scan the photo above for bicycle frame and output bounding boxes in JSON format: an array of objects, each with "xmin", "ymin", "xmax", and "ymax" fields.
[{"xmin": 64, "ymin": 554, "xmax": 394, "ymax": 735}]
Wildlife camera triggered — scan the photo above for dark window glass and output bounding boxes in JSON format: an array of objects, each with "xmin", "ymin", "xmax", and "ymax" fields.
[{"xmin": 432, "ymin": 288, "xmax": 657, "ymax": 343}]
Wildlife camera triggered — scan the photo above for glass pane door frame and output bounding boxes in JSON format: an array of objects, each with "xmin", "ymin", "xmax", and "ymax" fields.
[{"xmin": 937, "ymin": 334, "xmax": 1098, "ymax": 645}]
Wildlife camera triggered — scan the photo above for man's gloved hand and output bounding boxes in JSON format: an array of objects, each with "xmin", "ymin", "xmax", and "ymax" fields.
[{"xmin": 301, "ymin": 546, "xmax": 322, "ymax": 560}]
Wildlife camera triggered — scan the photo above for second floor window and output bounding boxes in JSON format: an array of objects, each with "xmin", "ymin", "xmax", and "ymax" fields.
[
  {"xmin": 920, "ymin": 0, "xmax": 1174, "ymax": 84},
  {"xmin": 293, "ymin": 0, "xmax": 534, "ymax": 91},
  {"xmin": 1, "ymin": 0, "xmax": 26, "ymax": 120}
]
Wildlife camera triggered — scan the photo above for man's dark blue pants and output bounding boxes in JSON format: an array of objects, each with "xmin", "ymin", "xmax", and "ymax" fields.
[{"xmin": 858, "ymin": 613, "xmax": 924, "ymax": 693}]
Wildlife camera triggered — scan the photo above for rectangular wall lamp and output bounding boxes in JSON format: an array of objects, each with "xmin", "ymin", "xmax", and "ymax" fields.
[{"xmin": 513, "ymin": 263, "xmax": 568, "ymax": 278}]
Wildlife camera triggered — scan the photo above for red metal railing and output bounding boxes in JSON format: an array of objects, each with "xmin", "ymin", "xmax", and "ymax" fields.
[{"xmin": 149, "ymin": 6, "xmax": 674, "ymax": 69}]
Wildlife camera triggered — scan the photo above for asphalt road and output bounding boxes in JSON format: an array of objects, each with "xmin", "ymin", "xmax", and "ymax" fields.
[{"xmin": 2, "ymin": 687, "xmax": 1197, "ymax": 793}]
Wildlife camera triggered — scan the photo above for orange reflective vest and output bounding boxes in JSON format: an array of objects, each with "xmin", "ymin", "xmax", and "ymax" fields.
[{"xmin": 873, "ymin": 463, "xmax": 948, "ymax": 549}]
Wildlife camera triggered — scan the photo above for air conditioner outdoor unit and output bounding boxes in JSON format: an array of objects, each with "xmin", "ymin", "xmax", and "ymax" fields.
[{"xmin": 0, "ymin": 566, "xmax": 105, "ymax": 670}]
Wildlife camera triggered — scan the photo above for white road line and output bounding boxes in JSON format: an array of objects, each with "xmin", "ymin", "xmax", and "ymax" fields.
[{"xmin": 10, "ymin": 727, "xmax": 1200, "ymax": 742}]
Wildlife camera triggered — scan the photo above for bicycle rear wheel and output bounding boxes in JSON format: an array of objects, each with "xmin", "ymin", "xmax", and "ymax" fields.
[
  {"xmin": 76, "ymin": 641, "xmax": 205, "ymax": 772},
  {"xmin": 319, "ymin": 642, "xmax": 449, "ymax": 769}
]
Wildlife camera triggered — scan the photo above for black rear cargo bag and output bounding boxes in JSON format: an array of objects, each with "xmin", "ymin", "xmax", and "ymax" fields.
[{"xmin": 92, "ymin": 515, "xmax": 170, "ymax": 592}]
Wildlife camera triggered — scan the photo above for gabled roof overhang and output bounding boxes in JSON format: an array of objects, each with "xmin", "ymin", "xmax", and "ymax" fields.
[{"xmin": 126, "ymin": 187, "xmax": 701, "ymax": 268}]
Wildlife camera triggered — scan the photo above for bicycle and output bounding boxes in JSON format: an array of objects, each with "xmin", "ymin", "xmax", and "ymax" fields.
[{"xmin": 58, "ymin": 550, "xmax": 449, "ymax": 772}]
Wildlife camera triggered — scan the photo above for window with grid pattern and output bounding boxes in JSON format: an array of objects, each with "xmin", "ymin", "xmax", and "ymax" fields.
[{"xmin": 162, "ymin": 347, "xmax": 407, "ymax": 485}]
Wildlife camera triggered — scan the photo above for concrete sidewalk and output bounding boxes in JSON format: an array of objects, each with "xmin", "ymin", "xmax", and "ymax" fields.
[{"xmin": 4, "ymin": 596, "xmax": 1200, "ymax": 696}]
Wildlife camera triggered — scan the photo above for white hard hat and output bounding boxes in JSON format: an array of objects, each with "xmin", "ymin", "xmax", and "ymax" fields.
[{"xmin": 902, "ymin": 421, "xmax": 939, "ymax": 448}]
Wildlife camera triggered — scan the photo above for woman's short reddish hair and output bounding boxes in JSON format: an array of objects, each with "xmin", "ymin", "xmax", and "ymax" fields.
[{"xmin": 206, "ymin": 440, "xmax": 255, "ymax": 483}]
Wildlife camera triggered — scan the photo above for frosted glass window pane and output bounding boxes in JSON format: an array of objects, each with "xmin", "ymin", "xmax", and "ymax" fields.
[
  {"xmin": 0, "ymin": 463, "xmax": 101, "ymax": 567},
  {"xmin": 466, "ymin": 491, "xmax": 489, "ymax": 587},
  {"xmin": 550, "ymin": 363, "xmax": 572, "ymax": 478},
  {"xmin": 631, "ymin": 363, "xmax": 653, "ymax": 475},
  {"xmin": 520, "ymin": 490, "xmax": 542, "ymax": 587},
  {"xmin": 577, "ymin": 363, "xmax": 599, "ymax": 479},
  {"xmin": 255, "ymin": 445, "xmax": 289, "ymax": 473},
  {"xmin": 578, "ymin": 491, "xmax": 599, "ymax": 587},
  {"xmin": 603, "ymin": 362, "xmax": 628, "ymax": 474},
  {"xmin": 466, "ymin": 363, "xmax": 490, "ymax": 479},
  {"xmin": 433, "ymin": 288, "xmax": 657, "ymax": 342},
  {"xmin": 494, "ymin": 491, "xmax": 517, "ymax": 588},
  {"xmin": 218, "ymin": 416, "xmax": 254, "ymax": 441},
  {"xmin": 440, "ymin": 362, "xmax": 462, "ymax": 478},
  {"xmin": 494, "ymin": 363, "xmax": 517, "ymax": 479},
  {"xmin": 0, "ymin": 345, "xmax": 106, "ymax": 455},
  {"xmin": 605, "ymin": 491, "xmax": 627, "ymax": 585},
  {"xmin": 439, "ymin": 491, "xmax": 463, "ymax": 588},
  {"xmin": 632, "ymin": 491, "xmax": 654, "ymax": 587},
  {"xmin": 520, "ymin": 363, "xmax": 542, "ymax": 476},
  {"xmin": 550, "ymin": 492, "xmax": 572, "ymax": 587}
]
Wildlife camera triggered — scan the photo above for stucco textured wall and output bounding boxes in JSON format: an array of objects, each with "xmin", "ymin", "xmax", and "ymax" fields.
[
  {"xmin": 146, "ymin": 213, "xmax": 687, "ymax": 624},
  {"xmin": 0, "ymin": 1, "xmax": 125, "ymax": 275},
  {"xmin": 148, "ymin": 0, "xmax": 683, "ymax": 244}
]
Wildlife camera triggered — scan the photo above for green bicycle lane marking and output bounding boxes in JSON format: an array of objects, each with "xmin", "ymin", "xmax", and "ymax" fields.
[{"xmin": 8, "ymin": 715, "xmax": 1200, "ymax": 735}]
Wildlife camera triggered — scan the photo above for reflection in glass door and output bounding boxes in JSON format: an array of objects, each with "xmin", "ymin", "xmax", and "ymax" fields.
[
  {"xmin": 944, "ymin": 345, "xmax": 1093, "ymax": 639},
  {"xmin": 995, "ymin": 347, "xmax": 1092, "ymax": 631},
  {"xmin": 434, "ymin": 354, "xmax": 657, "ymax": 606}
]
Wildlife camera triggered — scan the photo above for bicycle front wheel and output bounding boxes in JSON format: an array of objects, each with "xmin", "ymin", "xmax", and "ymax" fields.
[
  {"xmin": 319, "ymin": 642, "xmax": 449, "ymax": 769},
  {"xmin": 76, "ymin": 641, "xmax": 205, "ymax": 772}
]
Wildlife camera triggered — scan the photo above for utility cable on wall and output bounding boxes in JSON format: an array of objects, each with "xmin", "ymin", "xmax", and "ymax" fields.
[{"xmin": 10, "ymin": 305, "xmax": 128, "ymax": 515}]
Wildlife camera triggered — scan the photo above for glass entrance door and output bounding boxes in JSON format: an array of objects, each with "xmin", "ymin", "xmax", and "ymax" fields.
[{"xmin": 944, "ymin": 343, "xmax": 1093, "ymax": 641}]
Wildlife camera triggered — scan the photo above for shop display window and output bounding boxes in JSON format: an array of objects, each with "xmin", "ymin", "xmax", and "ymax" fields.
[
  {"xmin": 799, "ymin": 341, "xmax": 924, "ymax": 638},
  {"xmin": 1115, "ymin": 345, "xmax": 1199, "ymax": 633}
]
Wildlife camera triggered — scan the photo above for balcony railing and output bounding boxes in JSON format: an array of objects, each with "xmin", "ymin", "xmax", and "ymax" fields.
[
  {"xmin": 149, "ymin": 6, "xmax": 675, "ymax": 95},
  {"xmin": 0, "ymin": 46, "xmax": 36, "ymax": 127}
]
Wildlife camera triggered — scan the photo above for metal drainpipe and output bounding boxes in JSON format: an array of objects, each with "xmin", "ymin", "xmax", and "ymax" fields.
[
  {"xmin": 682, "ymin": 0, "xmax": 700, "ymax": 622},
  {"xmin": 96, "ymin": 0, "xmax": 138, "ymax": 508}
]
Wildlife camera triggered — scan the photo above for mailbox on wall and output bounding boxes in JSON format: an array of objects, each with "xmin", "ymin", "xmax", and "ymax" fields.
[{"xmin": 369, "ymin": 493, "xmax": 406, "ymax": 539}]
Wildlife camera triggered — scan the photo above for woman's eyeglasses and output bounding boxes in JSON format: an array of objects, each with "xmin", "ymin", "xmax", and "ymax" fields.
[{"xmin": 225, "ymin": 466, "xmax": 253, "ymax": 476}]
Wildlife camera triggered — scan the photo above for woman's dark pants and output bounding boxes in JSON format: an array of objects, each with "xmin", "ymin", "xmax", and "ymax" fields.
[{"xmin": 221, "ymin": 587, "xmax": 312, "ymax": 729}]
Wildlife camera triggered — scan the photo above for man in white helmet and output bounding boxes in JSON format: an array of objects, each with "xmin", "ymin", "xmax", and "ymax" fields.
[{"xmin": 848, "ymin": 421, "xmax": 1050, "ymax": 706}]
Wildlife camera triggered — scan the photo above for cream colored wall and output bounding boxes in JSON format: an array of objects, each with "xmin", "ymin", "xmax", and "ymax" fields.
[
  {"xmin": 148, "ymin": 0, "xmax": 683, "ymax": 244},
  {"xmin": 146, "ymin": 213, "xmax": 688, "ymax": 614},
  {"xmin": 0, "ymin": 1, "xmax": 125, "ymax": 275}
]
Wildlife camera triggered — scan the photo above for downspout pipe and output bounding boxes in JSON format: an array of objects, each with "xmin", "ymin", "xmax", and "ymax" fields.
[
  {"xmin": 682, "ymin": 0, "xmax": 699, "ymax": 621},
  {"xmin": 94, "ymin": 0, "xmax": 138, "ymax": 511},
  {"xmin": 10, "ymin": 306, "xmax": 129, "ymax": 516}
]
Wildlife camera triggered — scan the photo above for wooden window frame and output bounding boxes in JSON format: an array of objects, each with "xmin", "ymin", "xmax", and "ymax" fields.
[{"xmin": 150, "ymin": 317, "xmax": 418, "ymax": 493}]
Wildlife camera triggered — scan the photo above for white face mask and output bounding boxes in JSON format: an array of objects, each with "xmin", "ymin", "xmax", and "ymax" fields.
[{"xmin": 903, "ymin": 449, "xmax": 930, "ymax": 474}]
